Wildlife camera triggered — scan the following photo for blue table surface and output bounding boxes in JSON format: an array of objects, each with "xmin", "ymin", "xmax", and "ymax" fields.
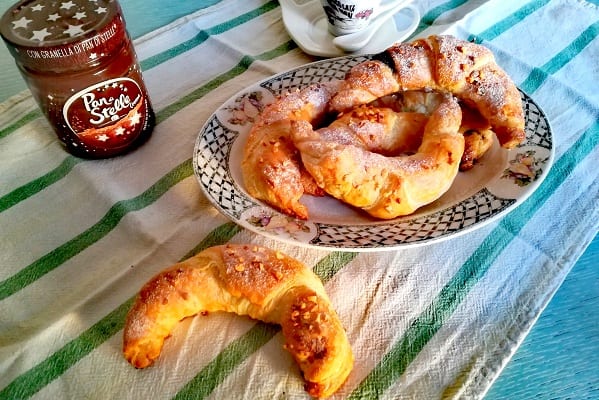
[
  {"xmin": 486, "ymin": 234, "xmax": 598, "ymax": 399},
  {"xmin": 1, "ymin": 0, "xmax": 597, "ymax": 398}
]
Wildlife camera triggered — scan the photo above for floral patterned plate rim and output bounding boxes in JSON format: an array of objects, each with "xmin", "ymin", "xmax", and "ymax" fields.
[{"xmin": 192, "ymin": 56, "xmax": 554, "ymax": 252}]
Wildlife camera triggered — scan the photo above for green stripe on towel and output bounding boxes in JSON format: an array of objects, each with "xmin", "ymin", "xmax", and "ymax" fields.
[
  {"xmin": 0, "ymin": 157, "xmax": 84, "ymax": 213},
  {"xmin": 520, "ymin": 20, "xmax": 599, "ymax": 94},
  {"xmin": 0, "ymin": 109, "xmax": 41, "ymax": 140},
  {"xmin": 0, "ymin": 159, "xmax": 194, "ymax": 301},
  {"xmin": 474, "ymin": 0, "xmax": 551, "ymax": 42},
  {"xmin": 140, "ymin": 0, "xmax": 280, "ymax": 71},
  {"xmin": 157, "ymin": 40, "xmax": 297, "ymax": 123}
]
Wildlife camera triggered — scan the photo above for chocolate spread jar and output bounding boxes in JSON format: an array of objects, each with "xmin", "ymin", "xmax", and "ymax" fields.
[{"xmin": 1, "ymin": 0, "xmax": 155, "ymax": 158}]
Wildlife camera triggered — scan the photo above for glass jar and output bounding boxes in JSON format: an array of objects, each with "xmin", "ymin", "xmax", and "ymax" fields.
[{"xmin": 1, "ymin": 0, "xmax": 155, "ymax": 158}]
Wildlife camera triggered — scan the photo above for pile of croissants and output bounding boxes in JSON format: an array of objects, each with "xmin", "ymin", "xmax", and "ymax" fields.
[{"xmin": 242, "ymin": 35, "xmax": 525, "ymax": 220}]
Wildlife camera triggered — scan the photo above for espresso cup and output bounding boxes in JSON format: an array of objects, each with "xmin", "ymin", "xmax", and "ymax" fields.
[{"xmin": 321, "ymin": 0, "xmax": 415, "ymax": 36}]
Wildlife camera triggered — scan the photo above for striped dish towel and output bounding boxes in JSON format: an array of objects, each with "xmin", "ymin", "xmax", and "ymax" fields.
[{"xmin": 0, "ymin": 0, "xmax": 597, "ymax": 399}]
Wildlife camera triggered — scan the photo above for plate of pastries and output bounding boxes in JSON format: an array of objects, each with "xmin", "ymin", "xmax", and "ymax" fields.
[{"xmin": 193, "ymin": 35, "xmax": 553, "ymax": 251}]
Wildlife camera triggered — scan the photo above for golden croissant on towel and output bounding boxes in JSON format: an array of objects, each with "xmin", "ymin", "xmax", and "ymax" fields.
[{"xmin": 123, "ymin": 244, "xmax": 354, "ymax": 398}]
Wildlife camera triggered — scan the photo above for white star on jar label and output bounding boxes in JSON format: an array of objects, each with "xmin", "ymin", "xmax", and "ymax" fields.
[
  {"xmin": 47, "ymin": 13, "xmax": 60, "ymax": 22},
  {"xmin": 95, "ymin": 7, "xmax": 107, "ymax": 14},
  {"xmin": 97, "ymin": 134, "xmax": 109, "ymax": 142},
  {"xmin": 60, "ymin": 1, "xmax": 76, "ymax": 10},
  {"xmin": 114, "ymin": 126, "xmax": 126, "ymax": 136},
  {"xmin": 74, "ymin": 11, "xmax": 87, "ymax": 20},
  {"xmin": 65, "ymin": 24, "xmax": 85, "ymax": 37},
  {"xmin": 12, "ymin": 16, "xmax": 32, "ymax": 29},
  {"xmin": 31, "ymin": 4, "xmax": 44, "ymax": 11},
  {"xmin": 31, "ymin": 28, "xmax": 52, "ymax": 41},
  {"xmin": 129, "ymin": 111, "xmax": 141, "ymax": 126}
]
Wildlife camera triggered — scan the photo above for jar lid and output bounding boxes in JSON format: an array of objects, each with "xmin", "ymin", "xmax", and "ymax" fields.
[{"xmin": 1, "ymin": 0, "xmax": 125, "ymax": 71}]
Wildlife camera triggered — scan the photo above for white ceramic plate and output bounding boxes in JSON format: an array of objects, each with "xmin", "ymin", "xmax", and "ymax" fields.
[
  {"xmin": 193, "ymin": 56, "xmax": 554, "ymax": 251},
  {"xmin": 279, "ymin": 0, "xmax": 420, "ymax": 57}
]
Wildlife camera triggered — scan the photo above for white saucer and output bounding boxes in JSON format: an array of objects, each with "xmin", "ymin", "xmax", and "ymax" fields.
[{"xmin": 280, "ymin": 0, "xmax": 420, "ymax": 57}]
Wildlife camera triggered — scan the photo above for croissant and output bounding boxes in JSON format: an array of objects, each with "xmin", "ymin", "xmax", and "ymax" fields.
[
  {"xmin": 241, "ymin": 82, "xmax": 339, "ymax": 219},
  {"xmin": 292, "ymin": 94, "xmax": 464, "ymax": 219},
  {"xmin": 331, "ymin": 35, "xmax": 525, "ymax": 149},
  {"xmin": 123, "ymin": 244, "xmax": 354, "ymax": 398}
]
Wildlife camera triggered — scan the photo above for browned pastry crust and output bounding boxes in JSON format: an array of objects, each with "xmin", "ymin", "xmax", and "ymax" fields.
[
  {"xmin": 241, "ymin": 82, "xmax": 339, "ymax": 219},
  {"xmin": 458, "ymin": 103, "xmax": 495, "ymax": 170},
  {"xmin": 371, "ymin": 90, "xmax": 495, "ymax": 171},
  {"xmin": 123, "ymin": 244, "xmax": 353, "ymax": 399},
  {"xmin": 460, "ymin": 128, "xmax": 494, "ymax": 170},
  {"xmin": 318, "ymin": 105, "xmax": 428, "ymax": 156},
  {"xmin": 331, "ymin": 35, "xmax": 525, "ymax": 149},
  {"xmin": 291, "ymin": 94, "xmax": 465, "ymax": 219}
]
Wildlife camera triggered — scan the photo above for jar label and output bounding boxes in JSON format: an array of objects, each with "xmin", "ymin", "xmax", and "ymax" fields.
[{"xmin": 63, "ymin": 77, "xmax": 146, "ymax": 149}]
